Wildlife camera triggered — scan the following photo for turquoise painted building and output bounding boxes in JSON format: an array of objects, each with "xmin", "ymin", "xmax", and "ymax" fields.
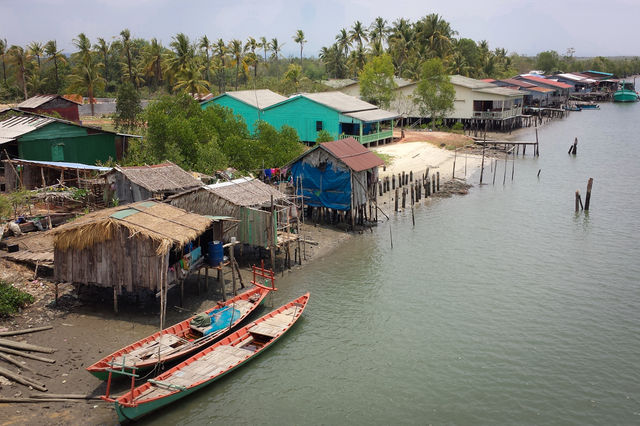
[{"xmin": 202, "ymin": 90, "xmax": 397, "ymax": 146}]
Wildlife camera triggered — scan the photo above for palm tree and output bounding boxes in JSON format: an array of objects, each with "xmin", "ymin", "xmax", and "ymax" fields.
[
  {"xmin": 199, "ymin": 35, "xmax": 212, "ymax": 82},
  {"xmin": 214, "ymin": 38, "xmax": 227, "ymax": 92},
  {"xmin": 415, "ymin": 14, "xmax": 457, "ymax": 59},
  {"xmin": 44, "ymin": 40, "xmax": 65, "ymax": 92},
  {"xmin": 347, "ymin": 45, "xmax": 366, "ymax": 78},
  {"xmin": 143, "ymin": 38, "xmax": 165, "ymax": 90},
  {"xmin": 94, "ymin": 38, "xmax": 110, "ymax": 82},
  {"xmin": 335, "ymin": 28, "xmax": 351, "ymax": 57},
  {"xmin": 169, "ymin": 33, "xmax": 194, "ymax": 75},
  {"xmin": 245, "ymin": 37, "xmax": 259, "ymax": 79},
  {"xmin": 69, "ymin": 60, "xmax": 105, "ymax": 116},
  {"xmin": 8, "ymin": 45, "xmax": 30, "ymax": 99},
  {"xmin": 228, "ymin": 39, "xmax": 244, "ymax": 90},
  {"xmin": 72, "ymin": 33, "xmax": 92, "ymax": 65},
  {"xmin": 293, "ymin": 29, "xmax": 306, "ymax": 66},
  {"xmin": 270, "ymin": 38, "xmax": 284, "ymax": 78},
  {"xmin": 259, "ymin": 36, "xmax": 269, "ymax": 63},
  {"xmin": 28, "ymin": 42, "xmax": 44, "ymax": 68},
  {"xmin": 284, "ymin": 63, "xmax": 303, "ymax": 93},
  {"xmin": 369, "ymin": 17, "xmax": 389, "ymax": 48},
  {"xmin": 388, "ymin": 19, "xmax": 413, "ymax": 76},
  {"xmin": 0, "ymin": 39, "xmax": 7, "ymax": 85},
  {"xmin": 319, "ymin": 44, "xmax": 346, "ymax": 78},
  {"xmin": 349, "ymin": 21, "xmax": 368, "ymax": 50},
  {"xmin": 120, "ymin": 29, "xmax": 134, "ymax": 84},
  {"xmin": 174, "ymin": 62, "xmax": 210, "ymax": 95}
]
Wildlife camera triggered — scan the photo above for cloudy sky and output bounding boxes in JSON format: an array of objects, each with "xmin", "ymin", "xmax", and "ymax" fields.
[{"xmin": 1, "ymin": 0, "xmax": 638, "ymax": 57}]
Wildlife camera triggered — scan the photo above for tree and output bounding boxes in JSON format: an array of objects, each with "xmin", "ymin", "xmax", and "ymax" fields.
[
  {"xmin": 293, "ymin": 30, "xmax": 306, "ymax": 66},
  {"xmin": 72, "ymin": 33, "xmax": 92, "ymax": 65},
  {"xmin": 8, "ymin": 46, "xmax": 30, "ymax": 99},
  {"xmin": 259, "ymin": 36, "xmax": 269, "ymax": 64},
  {"xmin": 174, "ymin": 62, "xmax": 210, "ymax": 95},
  {"xmin": 228, "ymin": 39, "xmax": 244, "ymax": 90},
  {"xmin": 359, "ymin": 54, "xmax": 397, "ymax": 109},
  {"xmin": 335, "ymin": 28, "xmax": 351, "ymax": 57},
  {"xmin": 536, "ymin": 50, "xmax": 560, "ymax": 73},
  {"xmin": 44, "ymin": 40, "xmax": 66, "ymax": 92},
  {"xmin": 120, "ymin": 29, "xmax": 134, "ymax": 84},
  {"xmin": 413, "ymin": 58, "xmax": 455, "ymax": 125},
  {"xmin": 69, "ymin": 60, "xmax": 105, "ymax": 116},
  {"xmin": 214, "ymin": 38, "xmax": 227, "ymax": 92},
  {"xmin": 0, "ymin": 39, "xmax": 8, "ymax": 85},
  {"xmin": 369, "ymin": 17, "xmax": 389, "ymax": 48},
  {"xmin": 316, "ymin": 129, "xmax": 333, "ymax": 144},
  {"xmin": 114, "ymin": 81, "xmax": 142, "ymax": 132},
  {"xmin": 283, "ymin": 63, "xmax": 303, "ymax": 94},
  {"xmin": 349, "ymin": 21, "xmax": 368, "ymax": 49},
  {"xmin": 199, "ymin": 35, "xmax": 212, "ymax": 82},
  {"xmin": 27, "ymin": 42, "xmax": 43, "ymax": 68},
  {"xmin": 169, "ymin": 33, "xmax": 194, "ymax": 76},
  {"xmin": 94, "ymin": 38, "xmax": 111, "ymax": 82},
  {"xmin": 142, "ymin": 38, "xmax": 165, "ymax": 90},
  {"xmin": 245, "ymin": 37, "xmax": 259, "ymax": 79}
]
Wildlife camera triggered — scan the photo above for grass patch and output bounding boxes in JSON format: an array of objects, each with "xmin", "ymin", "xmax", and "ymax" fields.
[
  {"xmin": 373, "ymin": 152, "xmax": 394, "ymax": 166},
  {"xmin": 0, "ymin": 281, "xmax": 34, "ymax": 317}
]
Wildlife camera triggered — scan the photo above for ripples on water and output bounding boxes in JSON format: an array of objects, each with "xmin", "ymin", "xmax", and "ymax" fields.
[{"xmin": 144, "ymin": 103, "xmax": 640, "ymax": 425}]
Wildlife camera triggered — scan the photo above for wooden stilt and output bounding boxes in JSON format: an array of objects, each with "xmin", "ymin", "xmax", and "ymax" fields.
[{"xmin": 584, "ymin": 178, "xmax": 593, "ymax": 211}]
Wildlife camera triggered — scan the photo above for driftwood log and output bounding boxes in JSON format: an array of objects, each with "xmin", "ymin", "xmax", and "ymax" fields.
[
  {"xmin": 29, "ymin": 393, "xmax": 103, "ymax": 400},
  {"xmin": 0, "ymin": 366, "xmax": 47, "ymax": 392},
  {"xmin": 0, "ymin": 326, "xmax": 53, "ymax": 337},
  {"xmin": 0, "ymin": 338, "xmax": 55, "ymax": 353},
  {"xmin": 0, "ymin": 352, "xmax": 35, "ymax": 373},
  {"xmin": 0, "ymin": 347, "xmax": 56, "ymax": 363}
]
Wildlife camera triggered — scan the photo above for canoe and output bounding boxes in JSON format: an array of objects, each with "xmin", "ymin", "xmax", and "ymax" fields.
[
  {"xmin": 107, "ymin": 293, "xmax": 309, "ymax": 422},
  {"xmin": 87, "ymin": 286, "xmax": 272, "ymax": 380}
]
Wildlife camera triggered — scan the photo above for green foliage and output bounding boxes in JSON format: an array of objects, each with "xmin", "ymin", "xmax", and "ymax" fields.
[
  {"xmin": 414, "ymin": 58, "xmax": 455, "ymax": 124},
  {"xmin": 359, "ymin": 54, "xmax": 397, "ymax": 109},
  {"xmin": 316, "ymin": 130, "xmax": 334, "ymax": 143},
  {"xmin": 0, "ymin": 193, "xmax": 11, "ymax": 219},
  {"xmin": 373, "ymin": 151, "xmax": 393, "ymax": 165},
  {"xmin": 6, "ymin": 189, "xmax": 31, "ymax": 218},
  {"xmin": 536, "ymin": 50, "xmax": 560, "ymax": 73},
  {"xmin": 0, "ymin": 281, "xmax": 34, "ymax": 317},
  {"xmin": 114, "ymin": 81, "xmax": 143, "ymax": 132}
]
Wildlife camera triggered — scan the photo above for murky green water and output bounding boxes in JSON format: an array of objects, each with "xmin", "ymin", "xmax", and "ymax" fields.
[{"xmin": 144, "ymin": 102, "xmax": 640, "ymax": 425}]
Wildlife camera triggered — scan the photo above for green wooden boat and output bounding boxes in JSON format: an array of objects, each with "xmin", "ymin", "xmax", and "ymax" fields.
[
  {"xmin": 613, "ymin": 81, "xmax": 639, "ymax": 102},
  {"xmin": 103, "ymin": 293, "xmax": 309, "ymax": 422}
]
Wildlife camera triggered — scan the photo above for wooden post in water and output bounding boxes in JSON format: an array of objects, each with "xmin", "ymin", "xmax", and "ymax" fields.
[
  {"xmin": 409, "ymin": 171, "xmax": 413, "ymax": 182},
  {"xmin": 568, "ymin": 137, "xmax": 578, "ymax": 155},
  {"xmin": 402, "ymin": 171, "xmax": 405, "ymax": 186},
  {"xmin": 392, "ymin": 174, "xmax": 396, "ymax": 190},
  {"xmin": 230, "ymin": 240, "xmax": 237, "ymax": 296},
  {"xmin": 575, "ymin": 190, "xmax": 583, "ymax": 212},
  {"xmin": 394, "ymin": 188, "xmax": 399, "ymax": 212},
  {"xmin": 535, "ymin": 128, "xmax": 540, "ymax": 156},
  {"xmin": 401, "ymin": 188, "xmax": 406, "ymax": 209},
  {"xmin": 584, "ymin": 178, "xmax": 593, "ymax": 211},
  {"xmin": 492, "ymin": 158, "xmax": 497, "ymax": 185},
  {"xmin": 432, "ymin": 175, "xmax": 436, "ymax": 194},
  {"xmin": 436, "ymin": 171, "xmax": 440, "ymax": 191},
  {"xmin": 479, "ymin": 145, "xmax": 486, "ymax": 184},
  {"xmin": 537, "ymin": 169, "xmax": 541, "ymax": 178},
  {"xmin": 511, "ymin": 146, "xmax": 515, "ymax": 181},
  {"xmin": 379, "ymin": 181, "xmax": 383, "ymax": 197},
  {"xmin": 503, "ymin": 150, "xmax": 508, "ymax": 185},
  {"xmin": 452, "ymin": 148, "xmax": 457, "ymax": 179}
]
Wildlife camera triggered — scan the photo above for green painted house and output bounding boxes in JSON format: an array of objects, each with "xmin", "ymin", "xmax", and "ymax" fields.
[
  {"xmin": 0, "ymin": 110, "xmax": 137, "ymax": 164},
  {"xmin": 202, "ymin": 90, "xmax": 398, "ymax": 146}
]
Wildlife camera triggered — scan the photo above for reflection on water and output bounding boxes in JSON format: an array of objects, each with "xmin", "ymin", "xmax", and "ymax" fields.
[{"xmin": 145, "ymin": 102, "xmax": 640, "ymax": 426}]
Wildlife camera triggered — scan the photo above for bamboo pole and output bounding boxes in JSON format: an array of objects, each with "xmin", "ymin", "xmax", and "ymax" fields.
[
  {"xmin": 0, "ymin": 366, "xmax": 47, "ymax": 392},
  {"xmin": 0, "ymin": 326, "xmax": 53, "ymax": 337},
  {"xmin": 0, "ymin": 347, "xmax": 55, "ymax": 364},
  {"xmin": 0, "ymin": 339, "xmax": 55, "ymax": 354}
]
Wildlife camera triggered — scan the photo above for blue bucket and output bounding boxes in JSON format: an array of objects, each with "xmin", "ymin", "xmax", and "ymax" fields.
[{"xmin": 207, "ymin": 241, "xmax": 224, "ymax": 266}]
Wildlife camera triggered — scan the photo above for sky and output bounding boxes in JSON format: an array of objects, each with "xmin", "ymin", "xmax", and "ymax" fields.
[{"xmin": 1, "ymin": 0, "xmax": 638, "ymax": 58}]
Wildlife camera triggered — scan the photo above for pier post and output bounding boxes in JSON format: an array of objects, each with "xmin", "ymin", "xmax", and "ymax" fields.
[
  {"xmin": 453, "ymin": 149, "xmax": 457, "ymax": 179},
  {"xmin": 402, "ymin": 188, "xmax": 406, "ymax": 209},
  {"xmin": 392, "ymin": 175, "xmax": 395, "ymax": 190},
  {"xmin": 436, "ymin": 172, "xmax": 440, "ymax": 192},
  {"xmin": 432, "ymin": 175, "xmax": 436, "ymax": 193},
  {"xmin": 575, "ymin": 190, "xmax": 583, "ymax": 212},
  {"xmin": 409, "ymin": 171, "xmax": 413, "ymax": 182},
  {"xmin": 379, "ymin": 182, "xmax": 383, "ymax": 197},
  {"xmin": 480, "ymin": 145, "xmax": 486, "ymax": 184},
  {"xmin": 584, "ymin": 178, "xmax": 593, "ymax": 211},
  {"xmin": 395, "ymin": 189, "xmax": 399, "ymax": 212}
]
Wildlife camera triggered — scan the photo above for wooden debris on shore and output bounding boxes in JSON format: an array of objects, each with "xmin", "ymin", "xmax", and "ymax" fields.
[
  {"xmin": 0, "ymin": 326, "xmax": 53, "ymax": 337},
  {"xmin": 0, "ymin": 365, "xmax": 47, "ymax": 392},
  {"xmin": 0, "ymin": 347, "xmax": 56, "ymax": 364},
  {"xmin": 0, "ymin": 338, "xmax": 55, "ymax": 354}
]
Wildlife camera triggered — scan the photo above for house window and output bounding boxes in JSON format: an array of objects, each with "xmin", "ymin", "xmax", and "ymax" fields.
[{"xmin": 316, "ymin": 121, "xmax": 323, "ymax": 131}]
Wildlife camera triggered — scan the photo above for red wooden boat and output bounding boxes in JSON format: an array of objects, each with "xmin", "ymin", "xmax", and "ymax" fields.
[
  {"xmin": 104, "ymin": 293, "xmax": 309, "ymax": 422},
  {"xmin": 87, "ymin": 285, "xmax": 273, "ymax": 380}
]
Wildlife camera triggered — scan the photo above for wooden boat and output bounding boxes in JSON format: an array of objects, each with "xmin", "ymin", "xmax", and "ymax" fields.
[
  {"xmin": 104, "ymin": 293, "xmax": 309, "ymax": 422},
  {"xmin": 576, "ymin": 102, "xmax": 599, "ymax": 109},
  {"xmin": 87, "ymin": 286, "xmax": 272, "ymax": 380},
  {"xmin": 613, "ymin": 81, "xmax": 639, "ymax": 102}
]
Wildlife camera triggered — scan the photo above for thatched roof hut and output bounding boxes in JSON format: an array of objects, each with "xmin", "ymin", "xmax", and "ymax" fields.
[
  {"xmin": 106, "ymin": 162, "xmax": 203, "ymax": 204},
  {"xmin": 53, "ymin": 201, "xmax": 215, "ymax": 295},
  {"xmin": 168, "ymin": 177, "xmax": 290, "ymax": 247}
]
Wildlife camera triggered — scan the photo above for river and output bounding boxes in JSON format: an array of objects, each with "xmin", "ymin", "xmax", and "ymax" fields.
[{"xmin": 145, "ymin": 101, "xmax": 640, "ymax": 425}]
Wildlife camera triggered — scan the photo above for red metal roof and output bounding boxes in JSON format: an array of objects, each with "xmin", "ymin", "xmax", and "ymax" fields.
[
  {"xmin": 481, "ymin": 79, "xmax": 496, "ymax": 83},
  {"xmin": 518, "ymin": 75, "xmax": 572, "ymax": 89},
  {"xmin": 500, "ymin": 78, "xmax": 536, "ymax": 88},
  {"xmin": 321, "ymin": 138, "xmax": 384, "ymax": 172}
]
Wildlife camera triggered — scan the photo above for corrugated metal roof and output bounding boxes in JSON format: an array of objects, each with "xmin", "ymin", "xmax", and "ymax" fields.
[
  {"xmin": 320, "ymin": 137, "xmax": 384, "ymax": 172},
  {"xmin": 225, "ymin": 89, "xmax": 288, "ymax": 109},
  {"xmin": 475, "ymin": 87, "xmax": 523, "ymax": 97},
  {"xmin": 4, "ymin": 158, "xmax": 112, "ymax": 171},
  {"xmin": 114, "ymin": 162, "xmax": 203, "ymax": 193},
  {"xmin": 302, "ymin": 92, "xmax": 378, "ymax": 113},
  {"xmin": 0, "ymin": 115, "xmax": 54, "ymax": 144},
  {"xmin": 517, "ymin": 75, "xmax": 573, "ymax": 89},
  {"xmin": 344, "ymin": 108, "xmax": 399, "ymax": 122},
  {"xmin": 321, "ymin": 79, "xmax": 358, "ymax": 89},
  {"xmin": 527, "ymin": 87, "xmax": 554, "ymax": 93},
  {"xmin": 17, "ymin": 94, "xmax": 81, "ymax": 109},
  {"xmin": 394, "ymin": 77, "xmax": 416, "ymax": 88},
  {"xmin": 450, "ymin": 75, "xmax": 496, "ymax": 89},
  {"xmin": 500, "ymin": 78, "xmax": 536, "ymax": 88}
]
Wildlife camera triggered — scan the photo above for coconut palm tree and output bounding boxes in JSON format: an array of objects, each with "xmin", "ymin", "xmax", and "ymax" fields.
[
  {"xmin": 245, "ymin": 37, "xmax": 259, "ymax": 79},
  {"xmin": 174, "ymin": 62, "xmax": 210, "ymax": 95},
  {"xmin": 28, "ymin": 42, "xmax": 44, "ymax": 68},
  {"xmin": 349, "ymin": 21, "xmax": 368, "ymax": 50},
  {"xmin": 214, "ymin": 38, "xmax": 227, "ymax": 92},
  {"xmin": 319, "ymin": 44, "xmax": 346, "ymax": 78},
  {"xmin": 228, "ymin": 39, "xmax": 244, "ymax": 90},
  {"xmin": 169, "ymin": 33, "xmax": 195, "ymax": 75},
  {"xmin": 143, "ymin": 38, "xmax": 165, "ymax": 90},
  {"xmin": 0, "ymin": 39, "xmax": 8, "ymax": 85},
  {"xmin": 293, "ymin": 29, "xmax": 306, "ymax": 66},
  {"xmin": 8, "ymin": 45, "xmax": 30, "ymax": 99},
  {"xmin": 388, "ymin": 19, "xmax": 413, "ymax": 76},
  {"xmin": 69, "ymin": 60, "xmax": 106, "ymax": 116},
  {"xmin": 259, "ymin": 36, "xmax": 269, "ymax": 63},
  {"xmin": 369, "ymin": 17, "xmax": 389, "ymax": 48},
  {"xmin": 72, "ymin": 33, "xmax": 92, "ymax": 65},
  {"xmin": 270, "ymin": 38, "xmax": 283, "ymax": 62},
  {"xmin": 44, "ymin": 40, "xmax": 65, "ymax": 92},
  {"xmin": 120, "ymin": 29, "xmax": 134, "ymax": 84},
  {"xmin": 94, "ymin": 38, "xmax": 111, "ymax": 82},
  {"xmin": 335, "ymin": 28, "xmax": 351, "ymax": 58},
  {"xmin": 199, "ymin": 35, "xmax": 212, "ymax": 82}
]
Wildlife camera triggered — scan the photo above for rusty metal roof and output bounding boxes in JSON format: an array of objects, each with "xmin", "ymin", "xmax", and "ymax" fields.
[
  {"xmin": 517, "ymin": 75, "xmax": 573, "ymax": 89},
  {"xmin": 320, "ymin": 138, "xmax": 384, "ymax": 172},
  {"xmin": 18, "ymin": 94, "xmax": 81, "ymax": 109}
]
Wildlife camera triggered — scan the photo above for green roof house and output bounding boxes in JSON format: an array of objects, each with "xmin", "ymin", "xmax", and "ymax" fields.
[{"xmin": 203, "ymin": 89, "xmax": 398, "ymax": 146}]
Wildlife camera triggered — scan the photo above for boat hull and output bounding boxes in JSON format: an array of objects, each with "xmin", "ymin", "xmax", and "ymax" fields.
[{"xmin": 613, "ymin": 90, "xmax": 638, "ymax": 102}]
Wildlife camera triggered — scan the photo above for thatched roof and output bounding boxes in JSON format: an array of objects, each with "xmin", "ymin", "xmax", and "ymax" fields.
[
  {"xmin": 206, "ymin": 177, "xmax": 288, "ymax": 207},
  {"xmin": 53, "ymin": 201, "xmax": 213, "ymax": 255},
  {"xmin": 112, "ymin": 162, "xmax": 203, "ymax": 194}
]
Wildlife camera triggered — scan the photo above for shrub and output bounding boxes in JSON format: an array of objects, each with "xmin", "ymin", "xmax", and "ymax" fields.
[{"xmin": 0, "ymin": 281, "xmax": 35, "ymax": 317}]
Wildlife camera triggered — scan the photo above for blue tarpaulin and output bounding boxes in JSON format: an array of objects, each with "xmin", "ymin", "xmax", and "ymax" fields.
[
  {"xmin": 203, "ymin": 307, "xmax": 242, "ymax": 336},
  {"xmin": 291, "ymin": 160, "xmax": 351, "ymax": 210}
]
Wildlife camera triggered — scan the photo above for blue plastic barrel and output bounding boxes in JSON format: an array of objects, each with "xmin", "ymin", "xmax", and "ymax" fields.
[{"xmin": 207, "ymin": 241, "xmax": 224, "ymax": 266}]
